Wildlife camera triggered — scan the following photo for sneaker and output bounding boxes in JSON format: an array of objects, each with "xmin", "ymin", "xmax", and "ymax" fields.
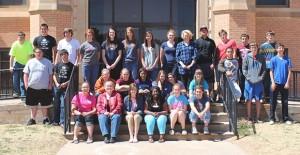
[
  {"xmin": 104, "ymin": 137, "xmax": 110, "ymax": 144},
  {"xmin": 60, "ymin": 124, "xmax": 64, "ymax": 129},
  {"xmin": 256, "ymin": 119, "xmax": 263, "ymax": 124},
  {"xmin": 13, "ymin": 93, "xmax": 19, "ymax": 98},
  {"xmin": 43, "ymin": 118, "xmax": 50, "ymax": 125},
  {"xmin": 269, "ymin": 120, "xmax": 275, "ymax": 125},
  {"xmin": 192, "ymin": 127, "xmax": 198, "ymax": 134},
  {"xmin": 27, "ymin": 118, "xmax": 36, "ymax": 125},
  {"xmin": 169, "ymin": 129, "xmax": 175, "ymax": 135},
  {"xmin": 86, "ymin": 137, "xmax": 93, "ymax": 144},
  {"xmin": 285, "ymin": 120, "xmax": 292, "ymax": 125},
  {"xmin": 203, "ymin": 127, "xmax": 209, "ymax": 135},
  {"xmin": 51, "ymin": 122, "xmax": 59, "ymax": 126},
  {"xmin": 181, "ymin": 129, "xmax": 187, "ymax": 135},
  {"xmin": 110, "ymin": 137, "xmax": 116, "ymax": 143}
]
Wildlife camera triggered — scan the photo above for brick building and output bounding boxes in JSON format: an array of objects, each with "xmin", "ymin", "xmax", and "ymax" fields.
[{"xmin": 0, "ymin": 0, "xmax": 299, "ymax": 78}]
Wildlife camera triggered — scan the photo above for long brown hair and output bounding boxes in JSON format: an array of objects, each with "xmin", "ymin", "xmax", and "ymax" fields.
[
  {"xmin": 128, "ymin": 83, "xmax": 139, "ymax": 99},
  {"xmin": 105, "ymin": 27, "xmax": 118, "ymax": 50},
  {"xmin": 144, "ymin": 31, "xmax": 155, "ymax": 48},
  {"xmin": 124, "ymin": 27, "xmax": 136, "ymax": 50}
]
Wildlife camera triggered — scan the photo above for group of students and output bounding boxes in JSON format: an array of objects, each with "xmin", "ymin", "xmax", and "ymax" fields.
[
  {"xmin": 9, "ymin": 22, "xmax": 293, "ymax": 144},
  {"xmin": 71, "ymin": 68, "xmax": 211, "ymax": 144}
]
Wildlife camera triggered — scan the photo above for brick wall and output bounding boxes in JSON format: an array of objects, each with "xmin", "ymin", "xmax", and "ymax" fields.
[
  {"xmin": 256, "ymin": 17, "xmax": 300, "ymax": 70},
  {"xmin": 0, "ymin": 17, "xmax": 30, "ymax": 48}
]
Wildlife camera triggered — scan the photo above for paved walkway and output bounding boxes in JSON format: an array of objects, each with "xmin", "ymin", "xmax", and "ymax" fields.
[{"xmin": 57, "ymin": 140, "xmax": 246, "ymax": 155}]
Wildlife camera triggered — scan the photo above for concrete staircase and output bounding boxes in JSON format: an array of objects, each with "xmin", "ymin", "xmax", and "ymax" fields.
[{"xmin": 64, "ymin": 102, "xmax": 236, "ymax": 141}]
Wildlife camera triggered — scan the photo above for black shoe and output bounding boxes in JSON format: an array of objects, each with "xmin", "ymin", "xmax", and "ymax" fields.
[
  {"xmin": 43, "ymin": 118, "xmax": 50, "ymax": 125},
  {"xmin": 104, "ymin": 137, "xmax": 110, "ymax": 144},
  {"xmin": 27, "ymin": 118, "xmax": 36, "ymax": 126},
  {"xmin": 110, "ymin": 137, "xmax": 116, "ymax": 143}
]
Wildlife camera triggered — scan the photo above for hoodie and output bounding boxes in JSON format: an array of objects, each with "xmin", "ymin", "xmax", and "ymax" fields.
[{"xmin": 242, "ymin": 52, "xmax": 266, "ymax": 84}]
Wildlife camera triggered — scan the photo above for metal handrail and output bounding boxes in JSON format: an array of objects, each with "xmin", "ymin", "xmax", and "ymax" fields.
[
  {"xmin": 63, "ymin": 66, "xmax": 78, "ymax": 134},
  {"xmin": 221, "ymin": 73, "xmax": 238, "ymax": 137},
  {"xmin": 0, "ymin": 68, "xmax": 23, "ymax": 99}
]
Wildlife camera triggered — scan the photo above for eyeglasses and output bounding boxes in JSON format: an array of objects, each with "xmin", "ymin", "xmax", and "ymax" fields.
[{"xmin": 35, "ymin": 51, "xmax": 42, "ymax": 54}]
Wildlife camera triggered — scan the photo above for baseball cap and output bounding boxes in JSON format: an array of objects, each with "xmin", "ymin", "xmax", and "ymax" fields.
[
  {"xmin": 59, "ymin": 49, "xmax": 69, "ymax": 55},
  {"xmin": 200, "ymin": 25, "xmax": 208, "ymax": 30}
]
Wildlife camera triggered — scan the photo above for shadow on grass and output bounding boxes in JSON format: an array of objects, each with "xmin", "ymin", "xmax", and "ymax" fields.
[{"xmin": 237, "ymin": 117, "xmax": 257, "ymax": 139}]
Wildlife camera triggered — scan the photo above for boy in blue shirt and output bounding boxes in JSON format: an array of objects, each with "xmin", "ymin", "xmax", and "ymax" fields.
[{"xmin": 269, "ymin": 43, "xmax": 292, "ymax": 125}]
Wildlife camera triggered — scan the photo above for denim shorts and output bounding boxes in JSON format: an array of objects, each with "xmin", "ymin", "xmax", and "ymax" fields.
[{"xmin": 189, "ymin": 110, "xmax": 211, "ymax": 124}]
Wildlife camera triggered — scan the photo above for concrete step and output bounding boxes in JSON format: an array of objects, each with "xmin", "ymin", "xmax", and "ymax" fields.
[
  {"xmin": 64, "ymin": 131, "xmax": 235, "ymax": 141},
  {"xmin": 69, "ymin": 122, "xmax": 230, "ymax": 134}
]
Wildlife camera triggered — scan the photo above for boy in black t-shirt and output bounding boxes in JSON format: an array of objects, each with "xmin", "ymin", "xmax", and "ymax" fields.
[{"xmin": 52, "ymin": 49, "xmax": 74, "ymax": 126}]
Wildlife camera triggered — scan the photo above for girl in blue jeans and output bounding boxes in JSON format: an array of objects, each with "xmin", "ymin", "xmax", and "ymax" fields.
[{"xmin": 144, "ymin": 86, "xmax": 168, "ymax": 143}]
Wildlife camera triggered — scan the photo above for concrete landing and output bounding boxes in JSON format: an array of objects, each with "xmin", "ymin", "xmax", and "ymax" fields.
[{"xmin": 56, "ymin": 140, "xmax": 246, "ymax": 155}]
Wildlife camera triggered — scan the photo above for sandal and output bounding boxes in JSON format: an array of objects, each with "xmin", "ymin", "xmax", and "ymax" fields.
[
  {"xmin": 128, "ymin": 138, "xmax": 133, "ymax": 143},
  {"xmin": 148, "ymin": 137, "xmax": 154, "ymax": 143},
  {"xmin": 159, "ymin": 138, "xmax": 165, "ymax": 143},
  {"xmin": 133, "ymin": 138, "xmax": 139, "ymax": 143},
  {"xmin": 71, "ymin": 139, "xmax": 79, "ymax": 144}
]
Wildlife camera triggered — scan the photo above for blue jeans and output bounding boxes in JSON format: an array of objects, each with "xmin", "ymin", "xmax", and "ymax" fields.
[
  {"xmin": 144, "ymin": 114, "xmax": 167, "ymax": 135},
  {"xmin": 270, "ymin": 84, "xmax": 289, "ymax": 122},
  {"xmin": 82, "ymin": 64, "xmax": 99, "ymax": 93},
  {"xmin": 149, "ymin": 68, "xmax": 159, "ymax": 82},
  {"xmin": 98, "ymin": 114, "xmax": 121, "ymax": 137},
  {"xmin": 189, "ymin": 110, "xmax": 211, "ymax": 124},
  {"xmin": 13, "ymin": 61, "xmax": 26, "ymax": 96},
  {"xmin": 53, "ymin": 85, "xmax": 66, "ymax": 124},
  {"xmin": 123, "ymin": 62, "xmax": 138, "ymax": 80}
]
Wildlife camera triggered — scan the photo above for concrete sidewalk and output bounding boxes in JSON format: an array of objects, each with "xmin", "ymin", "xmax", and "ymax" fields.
[{"xmin": 57, "ymin": 140, "xmax": 246, "ymax": 155}]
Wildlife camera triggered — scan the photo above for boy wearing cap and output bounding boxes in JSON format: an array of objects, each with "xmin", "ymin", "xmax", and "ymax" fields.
[
  {"xmin": 194, "ymin": 25, "xmax": 216, "ymax": 99},
  {"xmin": 52, "ymin": 49, "xmax": 74, "ymax": 126},
  {"xmin": 260, "ymin": 31, "xmax": 277, "ymax": 104},
  {"xmin": 242, "ymin": 42, "xmax": 266, "ymax": 123},
  {"xmin": 269, "ymin": 43, "xmax": 292, "ymax": 125},
  {"xmin": 9, "ymin": 32, "xmax": 33, "ymax": 99}
]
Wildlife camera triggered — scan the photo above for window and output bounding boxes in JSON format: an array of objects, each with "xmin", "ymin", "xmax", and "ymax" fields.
[
  {"xmin": 0, "ymin": 0, "xmax": 26, "ymax": 5},
  {"xmin": 88, "ymin": 0, "xmax": 196, "ymax": 45},
  {"xmin": 256, "ymin": 0, "xmax": 289, "ymax": 7}
]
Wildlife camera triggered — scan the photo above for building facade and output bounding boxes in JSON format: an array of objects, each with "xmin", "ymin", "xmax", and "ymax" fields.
[{"xmin": 1, "ymin": 0, "xmax": 299, "ymax": 72}]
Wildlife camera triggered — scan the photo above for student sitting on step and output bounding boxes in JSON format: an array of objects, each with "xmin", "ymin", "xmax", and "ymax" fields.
[
  {"xmin": 144, "ymin": 86, "xmax": 168, "ymax": 143},
  {"xmin": 189, "ymin": 85, "xmax": 211, "ymax": 135},
  {"xmin": 167, "ymin": 83, "xmax": 188, "ymax": 135},
  {"xmin": 71, "ymin": 82, "xmax": 97, "ymax": 144},
  {"xmin": 123, "ymin": 83, "xmax": 144, "ymax": 143},
  {"xmin": 97, "ymin": 81, "xmax": 123, "ymax": 144}
]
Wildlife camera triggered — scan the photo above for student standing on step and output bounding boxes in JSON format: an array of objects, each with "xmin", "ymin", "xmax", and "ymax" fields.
[
  {"xmin": 260, "ymin": 31, "xmax": 277, "ymax": 104},
  {"xmin": 102, "ymin": 27, "xmax": 123, "ymax": 80},
  {"xmin": 97, "ymin": 81, "xmax": 123, "ymax": 144},
  {"xmin": 33, "ymin": 23, "xmax": 57, "ymax": 63},
  {"xmin": 242, "ymin": 42, "xmax": 266, "ymax": 123},
  {"xmin": 167, "ymin": 83, "xmax": 188, "ymax": 136},
  {"xmin": 194, "ymin": 25, "xmax": 216, "ymax": 100},
  {"xmin": 236, "ymin": 33, "xmax": 251, "ymax": 103},
  {"xmin": 122, "ymin": 27, "xmax": 141, "ymax": 80},
  {"xmin": 9, "ymin": 32, "xmax": 33, "ymax": 100},
  {"xmin": 189, "ymin": 85, "xmax": 211, "ymax": 135},
  {"xmin": 218, "ymin": 47, "xmax": 241, "ymax": 99},
  {"xmin": 71, "ymin": 82, "xmax": 97, "ymax": 144},
  {"xmin": 123, "ymin": 83, "xmax": 144, "ymax": 143},
  {"xmin": 55, "ymin": 28, "xmax": 81, "ymax": 65},
  {"xmin": 52, "ymin": 49, "xmax": 74, "ymax": 127},
  {"xmin": 24, "ymin": 48, "xmax": 53, "ymax": 125},
  {"xmin": 269, "ymin": 43, "xmax": 292, "ymax": 125}
]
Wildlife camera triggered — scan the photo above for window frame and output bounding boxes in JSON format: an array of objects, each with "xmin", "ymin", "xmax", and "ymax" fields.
[
  {"xmin": 0, "ymin": 0, "xmax": 28, "ymax": 6},
  {"xmin": 256, "ymin": 0, "xmax": 289, "ymax": 8}
]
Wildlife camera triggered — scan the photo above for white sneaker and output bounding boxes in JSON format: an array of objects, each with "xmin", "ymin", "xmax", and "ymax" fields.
[
  {"xmin": 203, "ymin": 127, "xmax": 209, "ymax": 135},
  {"xmin": 285, "ymin": 121, "xmax": 292, "ymax": 125},
  {"xmin": 269, "ymin": 120, "xmax": 275, "ymax": 125},
  {"xmin": 169, "ymin": 129, "xmax": 175, "ymax": 135},
  {"xmin": 192, "ymin": 127, "xmax": 198, "ymax": 134},
  {"xmin": 182, "ymin": 129, "xmax": 187, "ymax": 135}
]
